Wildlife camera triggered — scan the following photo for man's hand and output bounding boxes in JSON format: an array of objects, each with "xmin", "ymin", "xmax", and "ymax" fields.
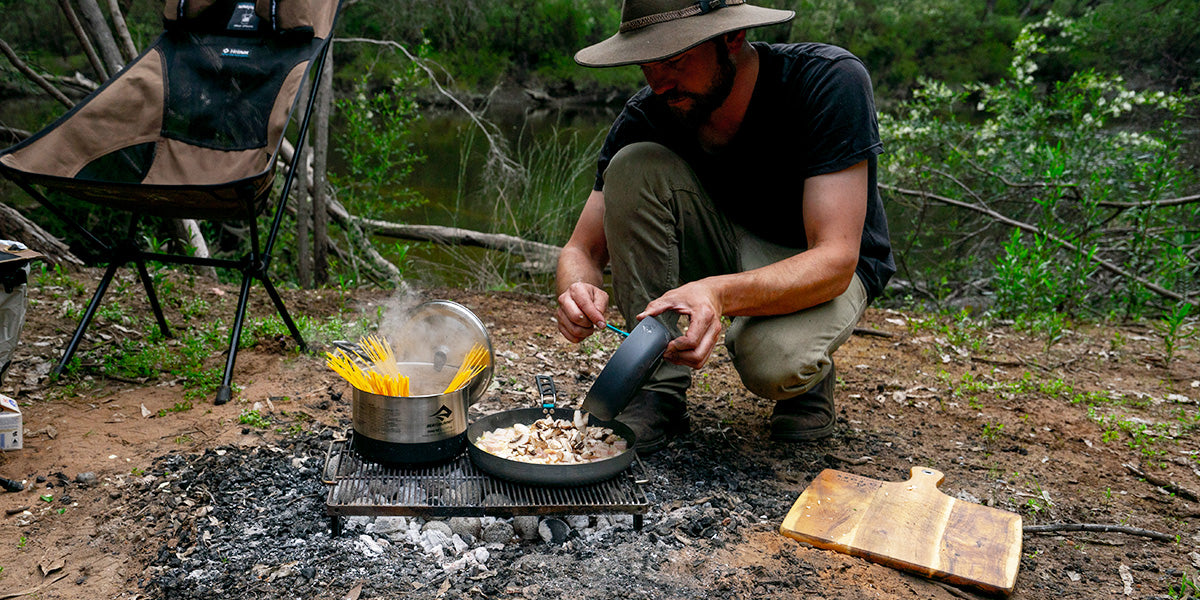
[
  {"xmin": 638, "ymin": 280, "xmax": 724, "ymax": 369},
  {"xmin": 556, "ymin": 282, "xmax": 610, "ymax": 343}
]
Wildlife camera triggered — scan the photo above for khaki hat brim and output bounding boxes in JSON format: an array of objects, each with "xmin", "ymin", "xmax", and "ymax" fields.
[{"xmin": 575, "ymin": 4, "xmax": 794, "ymax": 68}]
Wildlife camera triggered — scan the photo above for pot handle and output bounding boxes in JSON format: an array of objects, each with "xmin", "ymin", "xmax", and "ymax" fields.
[{"xmin": 535, "ymin": 374, "xmax": 557, "ymax": 416}]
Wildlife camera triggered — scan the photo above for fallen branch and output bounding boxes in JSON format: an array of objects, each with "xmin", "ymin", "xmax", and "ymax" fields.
[
  {"xmin": 0, "ymin": 202, "xmax": 85, "ymax": 268},
  {"xmin": 1123, "ymin": 463, "xmax": 1200, "ymax": 502},
  {"xmin": 1022, "ymin": 523, "xmax": 1176, "ymax": 543},
  {"xmin": 353, "ymin": 216, "xmax": 561, "ymax": 273},
  {"xmin": 879, "ymin": 183, "xmax": 1198, "ymax": 309},
  {"xmin": 0, "ymin": 37, "xmax": 74, "ymax": 108}
]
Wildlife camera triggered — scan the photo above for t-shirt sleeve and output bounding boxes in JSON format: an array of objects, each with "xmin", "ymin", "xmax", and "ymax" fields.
[
  {"xmin": 593, "ymin": 91, "xmax": 657, "ymax": 192},
  {"xmin": 795, "ymin": 56, "xmax": 883, "ymax": 178}
]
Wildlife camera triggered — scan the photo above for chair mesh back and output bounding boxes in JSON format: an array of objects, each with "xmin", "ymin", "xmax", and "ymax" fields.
[{"xmin": 0, "ymin": 0, "xmax": 339, "ymax": 220}]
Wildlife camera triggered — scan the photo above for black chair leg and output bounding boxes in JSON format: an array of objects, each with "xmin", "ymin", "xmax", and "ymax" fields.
[
  {"xmin": 215, "ymin": 272, "xmax": 254, "ymax": 406},
  {"xmin": 259, "ymin": 274, "xmax": 307, "ymax": 351},
  {"xmin": 134, "ymin": 259, "xmax": 172, "ymax": 338},
  {"xmin": 53, "ymin": 262, "xmax": 121, "ymax": 378}
]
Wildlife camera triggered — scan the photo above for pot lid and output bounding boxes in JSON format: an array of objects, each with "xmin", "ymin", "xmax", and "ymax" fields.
[{"xmin": 389, "ymin": 300, "xmax": 494, "ymax": 403}]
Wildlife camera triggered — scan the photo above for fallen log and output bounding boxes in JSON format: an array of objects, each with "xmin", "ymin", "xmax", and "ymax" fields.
[{"xmin": 353, "ymin": 217, "xmax": 561, "ymax": 274}]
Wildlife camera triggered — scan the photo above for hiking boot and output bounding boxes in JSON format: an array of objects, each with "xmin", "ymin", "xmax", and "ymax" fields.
[
  {"xmin": 615, "ymin": 390, "xmax": 690, "ymax": 455},
  {"xmin": 770, "ymin": 365, "xmax": 837, "ymax": 442}
]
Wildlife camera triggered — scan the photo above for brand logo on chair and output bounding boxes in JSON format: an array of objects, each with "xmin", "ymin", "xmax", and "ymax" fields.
[
  {"xmin": 431, "ymin": 405, "xmax": 454, "ymax": 423},
  {"xmin": 221, "ymin": 47, "xmax": 251, "ymax": 58}
]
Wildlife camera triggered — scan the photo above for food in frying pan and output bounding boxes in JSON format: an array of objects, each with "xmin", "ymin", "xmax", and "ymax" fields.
[{"xmin": 474, "ymin": 411, "xmax": 628, "ymax": 464}]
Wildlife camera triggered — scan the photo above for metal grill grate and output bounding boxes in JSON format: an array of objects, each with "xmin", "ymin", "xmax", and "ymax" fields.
[{"xmin": 321, "ymin": 435, "xmax": 649, "ymax": 535}]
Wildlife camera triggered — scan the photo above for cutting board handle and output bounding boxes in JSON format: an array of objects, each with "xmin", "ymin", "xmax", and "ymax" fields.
[{"xmin": 908, "ymin": 467, "xmax": 946, "ymax": 491}]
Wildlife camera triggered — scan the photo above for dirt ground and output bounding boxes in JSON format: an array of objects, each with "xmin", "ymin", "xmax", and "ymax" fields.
[{"xmin": 0, "ymin": 266, "xmax": 1198, "ymax": 599}]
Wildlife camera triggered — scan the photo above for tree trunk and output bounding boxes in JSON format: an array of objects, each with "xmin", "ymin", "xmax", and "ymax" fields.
[
  {"xmin": 75, "ymin": 0, "xmax": 125, "ymax": 76},
  {"xmin": 312, "ymin": 46, "xmax": 333, "ymax": 285},
  {"xmin": 104, "ymin": 0, "xmax": 139, "ymax": 62},
  {"xmin": 56, "ymin": 0, "xmax": 107, "ymax": 81},
  {"xmin": 0, "ymin": 203, "xmax": 84, "ymax": 269},
  {"xmin": 171, "ymin": 219, "xmax": 218, "ymax": 280},
  {"xmin": 296, "ymin": 77, "xmax": 313, "ymax": 288}
]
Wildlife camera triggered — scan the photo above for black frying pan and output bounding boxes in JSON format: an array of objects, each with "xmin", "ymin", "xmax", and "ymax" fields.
[
  {"xmin": 466, "ymin": 407, "xmax": 637, "ymax": 487},
  {"xmin": 582, "ymin": 315, "xmax": 672, "ymax": 420}
]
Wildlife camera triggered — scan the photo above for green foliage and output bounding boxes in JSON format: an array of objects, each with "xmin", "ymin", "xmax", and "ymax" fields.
[
  {"xmin": 330, "ymin": 49, "xmax": 427, "ymax": 217},
  {"xmin": 881, "ymin": 14, "xmax": 1199, "ymax": 323},
  {"xmin": 238, "ymin": 409, "xmax": 271, "ymax": 429},
  {"xmin": 1153, "ymin": 303, "xmax": 1195, "ymax": 366}
]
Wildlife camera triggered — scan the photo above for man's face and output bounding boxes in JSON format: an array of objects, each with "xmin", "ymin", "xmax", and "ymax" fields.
[{"xmin": 640, "ymin": 39, "xmax": 736, "ymax": 128}]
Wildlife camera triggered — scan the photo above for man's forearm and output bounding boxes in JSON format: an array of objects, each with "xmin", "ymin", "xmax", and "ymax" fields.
[{"xmin": 556, "ymin": 245, "xmax": 607, "ymax": 295}]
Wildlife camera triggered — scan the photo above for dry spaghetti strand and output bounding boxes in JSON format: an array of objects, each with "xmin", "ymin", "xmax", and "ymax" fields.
[
  {"xmin": 326, "ymin": 335, "xmax": 411, "ymax": 396},
  {"xmin": 442, "ymin": 343, "xmax": 489, "ymax": 393}
]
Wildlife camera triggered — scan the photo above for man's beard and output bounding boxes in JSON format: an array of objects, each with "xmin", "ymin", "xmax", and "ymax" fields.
[{"xmin": 656, "ymin": 44, "xmax": 737, "ymax": 128}]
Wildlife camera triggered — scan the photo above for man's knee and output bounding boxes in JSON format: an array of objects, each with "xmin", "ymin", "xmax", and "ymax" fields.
[
  {"xmin": 730, "ymin": 320, "xmax": 831, "ymax": 401},
  {"xmin": 606, "ymin": 142, "xmax": 683, "ymax": 181}
]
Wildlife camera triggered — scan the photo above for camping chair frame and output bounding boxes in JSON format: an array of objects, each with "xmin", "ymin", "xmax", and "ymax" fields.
[{"xmin": 2, "ymin": 6, "xmax": 336, "ymax": 405}]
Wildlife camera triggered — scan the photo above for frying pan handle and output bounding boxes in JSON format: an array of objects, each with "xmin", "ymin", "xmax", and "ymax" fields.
[{"xmin": 535, "ymin": 374, "xmax": 557, "ymax": 414}]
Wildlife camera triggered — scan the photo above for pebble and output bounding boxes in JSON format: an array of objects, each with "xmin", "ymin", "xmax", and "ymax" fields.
[{"xmin": 75, "ymin": 472, "xmax": 97, "ymax": 485}]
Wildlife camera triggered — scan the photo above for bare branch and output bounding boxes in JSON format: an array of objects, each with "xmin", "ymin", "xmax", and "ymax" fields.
[
  {"xmin": 104, "ymin": 0, "xmax": 139, "ymax": 61},
  {"xmin": 56, "ymin": 0, "xmax": 107, "ymax": 81},
  {"xmin": 879, "ymin": 183, "xmax": 1198, "ymax": 309},
  {"xmin": 0, "ymin": 38, "xmax": 75, "ymax": 108},
  {"xmin": 335, "ymin": 37, "xmax": 525, "ymax": 183},
  {"xmin": 1098, "ymin": 193, "xmax": 1200, "ymax": 209},
  {"xmin": 1022, "ymin": 522, "xmax": 1176, "ymax": 543}
]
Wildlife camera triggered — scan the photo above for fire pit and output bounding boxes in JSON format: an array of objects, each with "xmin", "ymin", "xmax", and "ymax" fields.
[{"xmin": 321, "ymin": 432, "xmax": 650, "ymax": 536}]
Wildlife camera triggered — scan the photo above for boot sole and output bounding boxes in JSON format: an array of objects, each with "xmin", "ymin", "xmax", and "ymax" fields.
[{"xmin": 769, "ymin": 417, "xmax": 835, "ymax": 442}]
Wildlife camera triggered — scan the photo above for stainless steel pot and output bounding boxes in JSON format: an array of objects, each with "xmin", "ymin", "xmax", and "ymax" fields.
[{"xmin": 350, "ymin": 300, "xmax": 493, "ymax": 466}]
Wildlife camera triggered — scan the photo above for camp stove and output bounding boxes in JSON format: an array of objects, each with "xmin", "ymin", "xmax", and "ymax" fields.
[{"xmin": 321, "ymin": 432, "xmax": 650, "ymax": 536}]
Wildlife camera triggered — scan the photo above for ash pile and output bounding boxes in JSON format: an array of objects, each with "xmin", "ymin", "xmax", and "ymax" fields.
[{"xmin": 129, "ymin": 427, "xmax": 797, "ymax": 599}]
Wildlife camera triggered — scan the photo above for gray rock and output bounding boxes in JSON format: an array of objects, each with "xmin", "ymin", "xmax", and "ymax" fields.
[
  {"xmin": 422, "ymin": 520, "xmax": 454, "ymax": 538},
  {"xmin": 75, "ymin": 472, "xmax": 97, "ymax": 485},
  {"xmin": 482, "ymin": 521, "xmax": 514, "ymax": 544},
  {"xmin": 369, "ymin": 516, "xmax": 408, "ymax": 535},
  {"xmin": 513, "ymin": 516, "xmax": 539, "ymax": 540},
  {"xmin": 448, "ymin": 516, "xmax": 481, "ymax": 540}
]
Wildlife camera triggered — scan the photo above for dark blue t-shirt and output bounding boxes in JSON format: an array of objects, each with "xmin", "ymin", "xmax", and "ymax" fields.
[{"xmin": 594, "ymin": 42, "xmax": 894, "ymax": 301}]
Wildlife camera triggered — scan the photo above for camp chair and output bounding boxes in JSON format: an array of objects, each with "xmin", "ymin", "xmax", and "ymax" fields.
[{"xmin": 0, "ymin": 0, "xmax": 341, "ymax": 404}]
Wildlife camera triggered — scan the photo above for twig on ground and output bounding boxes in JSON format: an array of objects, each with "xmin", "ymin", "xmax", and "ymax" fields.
[
  {"xmin": 824, "ymin": 454, "xmax": 874, "ymax": 466},
  {"xmin": 1123, "ymin": 463, "xmax": 1200, "ymax": 502},
  {"xmin": 1022, "ymin": 522, "xmax": 1176, "ymax": 543},
  {"xmin": 852, "ymin": 327, "xmax": 894, "ymax": 338}
]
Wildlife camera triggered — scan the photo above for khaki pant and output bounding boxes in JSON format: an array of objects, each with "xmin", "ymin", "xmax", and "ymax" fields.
[{"xmin": 602, "ymin": 142, "xmax": 868, "ymax": 401}]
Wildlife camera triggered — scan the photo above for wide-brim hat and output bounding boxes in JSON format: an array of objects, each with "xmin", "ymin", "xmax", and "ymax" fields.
[{"xmin": 575, "ymin": 0, "xmax": 794, "ymax": 68}]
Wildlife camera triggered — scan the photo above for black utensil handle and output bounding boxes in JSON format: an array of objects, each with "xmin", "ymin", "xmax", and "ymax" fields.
[{"xmin": 535, "ymin": 374, "xmax": 557, "ymax": 413}]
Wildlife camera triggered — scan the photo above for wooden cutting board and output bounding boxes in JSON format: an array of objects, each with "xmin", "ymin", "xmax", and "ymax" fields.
[{"xmin": 780, "ymin": 467, "xmax": 1022, "ymax": 596}]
